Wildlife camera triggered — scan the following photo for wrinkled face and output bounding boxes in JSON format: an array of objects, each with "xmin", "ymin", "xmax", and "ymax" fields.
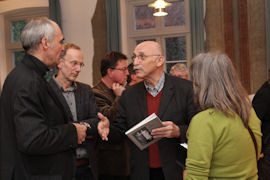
[
  {"xmin": 109, "ymin": 59, "xmax": 129, "ymax": 85},
  {"xmin": 171, "ymin": 70, "xmax": 188, "ymax": 80},
  {"xmin": 47, "ymin": 22, "xmax": 64, "ymax": 67},
  {"xmin": 58, "ymin": 48, "xmax": 84, "ymax": 82},
  {"xmin": 132, "ymin": 43, "xmax": 161, "ymax": 79}
]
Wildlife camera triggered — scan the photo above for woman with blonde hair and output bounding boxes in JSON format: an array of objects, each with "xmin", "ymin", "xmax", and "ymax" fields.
[{"xmin": 185, "ymin": 52, "xmax": 262, "ymax": 179}]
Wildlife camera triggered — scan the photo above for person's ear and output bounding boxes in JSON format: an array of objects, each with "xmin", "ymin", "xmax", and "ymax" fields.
[
  {"xmin": 156, "ymin": 56, "xmax": 165, "ymax": 67},
  {"xmin": 107, "ymin": 68, "xmax": 114, "ymax": 78},
  {"xmin": 57, "ymin": 58, "xmax": 64, "ymax": 69},
  {"xmin": 41, "ymin": 37, "xmax": 50, "ymax": 50}
]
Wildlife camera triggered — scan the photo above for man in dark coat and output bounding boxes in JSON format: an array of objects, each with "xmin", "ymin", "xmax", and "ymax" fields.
[
  {"xmin": 49, "ymin": 43, "xmax": 109, "ymax": 180},
  {"xmin": 0, "ymin": 17, "xmax": 88, "ymax": 180},
  {"xmin": 108, "ymin": 41, "xmax": 197, "ymax": 180},
  {"xmin": 253, "ymin": 70, "xmax": 270, "ymax": 180},
  {"xmin": 93, "ymin": 51, "xmax": 130, "ymax": 180}
]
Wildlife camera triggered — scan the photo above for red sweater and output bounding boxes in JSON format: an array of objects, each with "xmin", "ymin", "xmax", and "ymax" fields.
[{"xmin": 147, "ymin": 90, "xmax": 163, "ymax": 168}]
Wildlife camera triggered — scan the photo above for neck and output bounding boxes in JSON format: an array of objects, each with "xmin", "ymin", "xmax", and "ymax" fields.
[
  {"xmin": 55, "ymin": 74, "xmax": 73, "ymax": 90},
  {"xmin": 30, "ymin": 50, "xmax": 51, "ymax": 67},
  {"xmin": 101, "ymin": 76, "xmax": 114, "ymax": 89},
  {"xmin": 144, "ymin": 70, "xmax": 163, "ymax": 89}
]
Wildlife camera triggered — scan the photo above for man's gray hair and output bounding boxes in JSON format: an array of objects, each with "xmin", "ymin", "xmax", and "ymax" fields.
[{"xmin": 20, "ymin": 17, "xmax": 56, "ymax": 53}]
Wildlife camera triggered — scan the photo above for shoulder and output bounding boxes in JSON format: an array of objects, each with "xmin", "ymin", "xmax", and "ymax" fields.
[
  {"xmin": 93, "ymin": 81, "xmax": 106, "ymax": 93},
  {"xmin": 165, "ymin": 74, "xmax": 193, "ymax": 89},
  {"xmin": 191, "ymin": 109, "xmax": 226, "ymax": 126},
  {"xmin": 76, "ymin": 81, "xmax": 91, "ymax": 90},
  {"xmin": 123, "ymin": 81, "xmax": 145, "ymax": 96}
]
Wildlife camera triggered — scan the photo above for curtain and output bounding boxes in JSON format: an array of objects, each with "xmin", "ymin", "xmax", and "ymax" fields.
[
  {"xmin": 49, "ymin": 0, "xmax": 62, "ymax": 28},
  {"xmin": 266, "ymin": 0, "xmax": 270, "ymax": 72},
  {"xmin": 106, "ymin": 0, "xmax": 121, "ymax": 51},
  {"xmin": 189, "ymin": 0, "xmax": 205, "ymax": 58}
]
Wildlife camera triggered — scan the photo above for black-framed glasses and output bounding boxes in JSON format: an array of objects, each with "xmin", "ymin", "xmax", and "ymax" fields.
[
  {"xmin": 131, "ymin": 54, "xmax": 160, "ymax": 62},
  {"xmin": 110, "ymin": 67, "xmax": 128, "ymax": 72}
]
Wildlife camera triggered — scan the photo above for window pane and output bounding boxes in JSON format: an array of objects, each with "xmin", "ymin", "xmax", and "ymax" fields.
[
  {"xmin": 136, "ymin": 39, "xmax": 156, "ymax": 45},
  {"xmin": 165, "ymin": 36, "xmax": 186, "ymax": 61},
  {"xmin": 11, "ymin": 20, "xmax": 27, "ymax": 42},
  {"xmin": 13, "ymin": 51, "xmax": 25, "ymax": 66},
  {"xmin": 164, "ymin": 1, "xmax": 185, "ymax": 27},
  {"xmin": 134, "ymin": 5, "xmax": 155, "ymax": 30}
]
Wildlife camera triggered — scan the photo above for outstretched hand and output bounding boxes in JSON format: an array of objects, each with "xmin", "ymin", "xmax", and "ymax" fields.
[
  {"xmin": 97, "ymin": 112, "xmax": 110, "ymax": 141},
  {"xmin": 151, "ymin": 121, "xmax": 180, "ymax": 139}
]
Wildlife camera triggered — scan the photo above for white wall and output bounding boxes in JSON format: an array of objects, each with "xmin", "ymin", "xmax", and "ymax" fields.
[
  {"xmin": 60, "ymin": 0, "xmax": 97, "ymax": 86},
  {"xmin": 0, "ymin": 0, "xmax": 48, "ymax": 88}
]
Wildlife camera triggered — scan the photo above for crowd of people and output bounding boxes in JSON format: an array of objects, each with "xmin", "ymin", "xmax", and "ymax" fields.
[{"xmin": 0, "ymin": 17, "xmax": 269, "ymax": 180}]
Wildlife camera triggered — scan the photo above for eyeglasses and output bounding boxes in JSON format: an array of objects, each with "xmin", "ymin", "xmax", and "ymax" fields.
[
  {"xmin": 111, "ymin": 67, "xmax": 128, "ymax": 72},
  {"xmin": 63, "ymin": 59, "xmax": 85, "ymax": 68},
  {"xmin": 131, "ymin": 54, "xmax": 160, "ymax": 62}
]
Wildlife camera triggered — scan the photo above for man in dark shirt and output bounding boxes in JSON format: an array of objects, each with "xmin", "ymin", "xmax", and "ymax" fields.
[
  {"xmin": 107, "ymin": 41, "xmax": 197, "ymax": 180},
  {"xmin": 49, "ymin": 43, "xmax": 109, "ymax": 180},
  {"xmin": 253, "ymin": 69, "xmax": 270, "ymax": 180},
  {"xmin": 93, "ymin": 51, "xmax": 130, "ymax": 180},
  {"xmin": 0, "ymin": 17, "xmax": 108, "ymax": 180}
]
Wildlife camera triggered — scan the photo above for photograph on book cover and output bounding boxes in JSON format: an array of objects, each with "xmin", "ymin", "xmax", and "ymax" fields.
[{"xmin": 132, "ymin": 127, "xmax": 154, "ymax": 146}]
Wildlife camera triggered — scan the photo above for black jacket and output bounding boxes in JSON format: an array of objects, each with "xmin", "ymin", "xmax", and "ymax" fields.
[
  {"xmin": 49, "ymin": 79, "xmax": 100, "ymax": 179},
  {"xmin": 109, "ymin": 74, "xmax": 197, "ymax": 180},
  {"xmin": 0, "ymin": 54, "xmax": 78, "ymax": 180}
]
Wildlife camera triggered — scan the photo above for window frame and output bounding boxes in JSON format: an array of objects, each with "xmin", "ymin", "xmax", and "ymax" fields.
[
  {"xmin": 4, "ymin": 7, "xmax": 49, "ymax": 71},
  {"xmin": 125, "ymin": 0, "xmax": 191, "ymax": 72}
]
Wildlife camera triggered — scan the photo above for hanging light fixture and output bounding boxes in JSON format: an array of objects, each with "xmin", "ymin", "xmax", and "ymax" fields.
[{"xmin": 148, "ymin": 0, "xmax": 172, "ymax": 17}]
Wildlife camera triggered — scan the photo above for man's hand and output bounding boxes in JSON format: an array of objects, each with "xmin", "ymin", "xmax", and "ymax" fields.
[
  {"xmin": 151, "ymin": 121, "xmax": 180, "ymax": 139},
  {"xmin": 112, "ymin": 83, "xmax": 125, "ymax": 97},
  {"xmin": 97, "ymin": 112, "xmax": 110, "ymax": 141},
  {"xmin": 72, "ymin": 123, "xmax": 87, "ymax": 144}
]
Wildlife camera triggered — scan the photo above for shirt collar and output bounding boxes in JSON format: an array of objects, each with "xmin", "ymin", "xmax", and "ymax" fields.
[
  {"xmin": 52, "ymin": 75, "xmax": 77, "ymax": 92},
  {"xmin": 22, "ymin": 53, "xmax": 49, "ymax": 77},
  {"xmin": 144, "ymin": 73, "xmax": 165, "ymax": 97}
]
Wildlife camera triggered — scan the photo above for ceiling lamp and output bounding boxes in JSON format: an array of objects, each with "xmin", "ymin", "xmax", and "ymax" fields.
[{"xmin": 148, "ymin": 0, "xmax": 172, "ymax": 17}]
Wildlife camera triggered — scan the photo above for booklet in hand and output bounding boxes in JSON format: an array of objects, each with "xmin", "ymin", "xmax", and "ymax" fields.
[{"xmin": 125, "ymin": 113, "xmax": 163, "ymax": 150}]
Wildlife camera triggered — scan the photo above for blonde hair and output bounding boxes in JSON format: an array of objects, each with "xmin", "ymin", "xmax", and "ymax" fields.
[
  {"xmin": 170, "ymin": 63, "xmax": 188, "ymax": 75},
  {"xmin": 60, "ymin": 43, "xmax": 81, "ymax": 59},
  {"xmin": 189, "ymin": 52, "xmax": 251, "ymax": 126}
]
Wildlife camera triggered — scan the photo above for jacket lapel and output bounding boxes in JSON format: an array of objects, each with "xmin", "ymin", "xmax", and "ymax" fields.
[
  {"xmin": 136, "ymin": 83, "xmax": 148, "ymax": 120},
  {"xmin": 49, "ymin": 79, "xmax": 74, "ymax": 122},
  {"xmin": 158, "ymin": 75, "xmax": 174, "ymax": 119}
]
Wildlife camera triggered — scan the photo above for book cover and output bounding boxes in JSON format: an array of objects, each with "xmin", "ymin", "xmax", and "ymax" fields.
[
  {"xmin": 176, "ymin": 143, "xmax": 188, "ymax": 169},
  {"xmin": 125, "ymin": 113, "xmax": 163, "ymax": 150}
]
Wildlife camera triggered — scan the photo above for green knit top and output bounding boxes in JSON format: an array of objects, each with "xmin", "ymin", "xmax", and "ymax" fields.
[{"xmin": 185, "ymin": 108, "xmax": 262, "ymax": 180}]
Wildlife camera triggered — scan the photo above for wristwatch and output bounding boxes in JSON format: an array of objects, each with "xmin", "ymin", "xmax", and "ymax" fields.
[{"xmin": 79, "ymin": 122, "xmax": 91, "ymax": 129}]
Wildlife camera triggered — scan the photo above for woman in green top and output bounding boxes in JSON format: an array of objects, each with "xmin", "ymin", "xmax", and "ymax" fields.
[{"xmin": 185, "ymin": 52, "xmax": 262, "ymax": 180}]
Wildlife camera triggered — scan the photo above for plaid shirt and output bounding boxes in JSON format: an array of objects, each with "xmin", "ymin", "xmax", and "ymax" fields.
[{"xmin": 144, "ymin": 73, "xmax": 165, "ymax": 97}]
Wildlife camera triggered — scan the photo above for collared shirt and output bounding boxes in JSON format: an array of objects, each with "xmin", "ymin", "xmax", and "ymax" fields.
[
  {"xmin": 144, "ymin": 73, "xmax": 165, "ymax": 97},
  {"xmin": 52, "ymin": 76, "xmax": 78, "ymax": 122},
  {"xmin": 52, "ymin": 76, "xmax": 89, "ymax": 160}
]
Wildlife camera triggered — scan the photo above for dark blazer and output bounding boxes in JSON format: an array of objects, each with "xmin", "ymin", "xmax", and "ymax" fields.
[
  {"xmin": 49, "ymin": 79, "xmax": 100, "ymax": 180},
  {"xmin": 252, "ymin": 81, "xmax": 270, "ymax": 180},
  {"xmin": 0, "ymin": 54, "xmax": 78, "ymax": 180},
  {"xmin": 109, "ymin": 74, "xmax": 197, "ymax": 180},
  {"xmin": 93, "ymin": 81, "xmax": 130, "ymax": 176}
]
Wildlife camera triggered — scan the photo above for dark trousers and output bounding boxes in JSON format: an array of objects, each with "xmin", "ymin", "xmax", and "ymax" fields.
[
  {"xmin": 98, "ymin": 175, "xmax": 129, "ymax": 180},
  {"xmin": 76, "ymin": 165, "xmax": 94, "ymax": 180},
  {"xmin": 258, "ymin": 155, "xmax": 270, "ymax": 180},
  {"xmin": 150, "ymin": 168, "xmax": 165, "ymax": 180}
]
